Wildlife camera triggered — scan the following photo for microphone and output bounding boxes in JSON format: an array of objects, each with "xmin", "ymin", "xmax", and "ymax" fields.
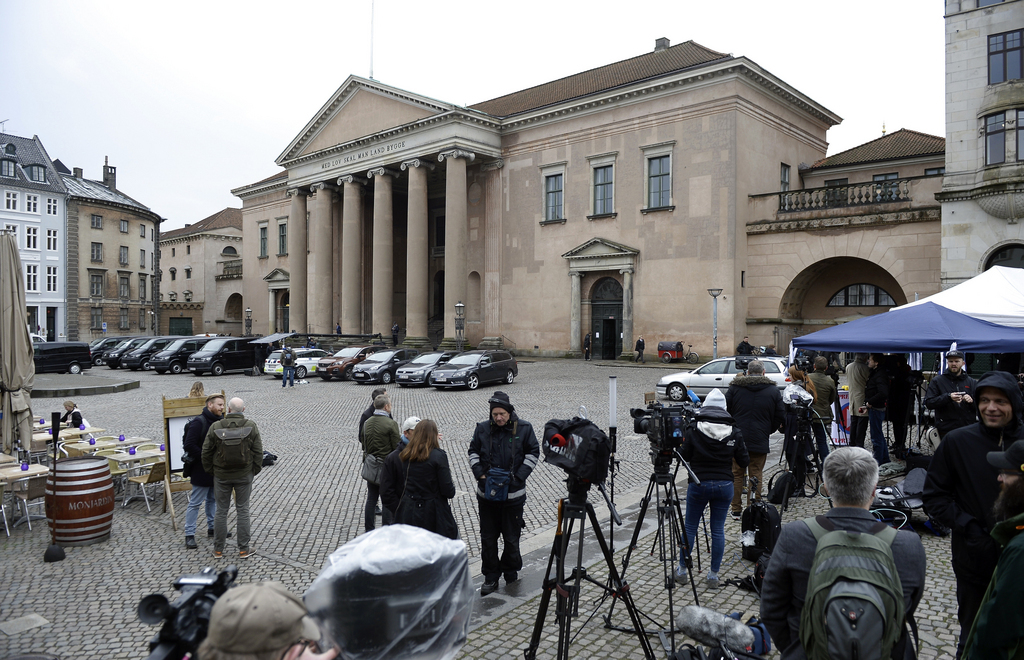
[{"xmin": 676, "ymin": 605, "xmax": 754, "ymax": 651}]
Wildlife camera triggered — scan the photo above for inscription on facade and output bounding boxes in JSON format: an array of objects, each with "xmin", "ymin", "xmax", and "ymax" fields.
[{"xmin": 321, "ymin": 141, "xmax": 407, "ymax": 169}]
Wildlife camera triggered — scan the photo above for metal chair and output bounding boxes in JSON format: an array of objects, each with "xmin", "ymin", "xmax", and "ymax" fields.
[
  {"xmin": 126, "ymin": 462, "xmax": 166, "ymax": 512},
  {"xmin": 12, "ymin": 475, "xmax": 47, "ymax": 530},
  {"xmin": 95, "ymin": 450, "xmax": 128, "ymax": 492}
]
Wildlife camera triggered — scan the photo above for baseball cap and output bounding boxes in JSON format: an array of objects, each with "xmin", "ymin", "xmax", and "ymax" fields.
[
  {"xmin": 401, "ymin": 416, "xmax": 421, "ymax": 434},
  {"xmin": 987, "ymin": 440, "xmax": 1024, "ymax": 474},
  {"xmin": 206, "ymin": 582, "xmax": 321, "ymax": 654},
  {"xmin": 946, "ymin": 350, "xmax": 965, "ymax": 360}
]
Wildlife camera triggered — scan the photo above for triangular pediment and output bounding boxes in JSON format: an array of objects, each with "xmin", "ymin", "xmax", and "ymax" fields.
[
  {"xmin": 277, "ymin": 76, "xmax": 455, "ymax": 165},
  {"xmin": 264, "ymin": 268, "xmax": 290, "ymax": 282},
  {"xmin": 562, "ymin": 237, "xmax": 639, "ymax": 260}
]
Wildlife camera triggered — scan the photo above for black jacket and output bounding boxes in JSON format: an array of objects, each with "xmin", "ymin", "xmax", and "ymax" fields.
[
  {"xmin": 184, "ymin": 407, "xmax": 221, "ymax": 488},
  {"xmin": 635, "ymin": 338, "xmax": 645, "ymax": 351},
  {"xmin": 736, "ymin": 341, "xmax": 754, "ymax": 355},
  {"xmin": 680, "ymin": 406, "xmax": 749, "ymax": 482},
  {"xmin": 924, "ymin": 369, "xmax": 978, "ymax": 436},
  {"xmin": 865, "ymin": 365, "xmax": 890, "ymax": 408},
  {"xmin": 725, "ymin": 375, "xmax": 785, "ymax": 454},
  {"xmin": 380, "ymin": 447, "xmax": 458, "ymax": 539},
  {"xmin": 468, "ymin": 413, "xmax": 540, "ymax": 502},
  {"xmin": 923, "ymin": 371, "xmax": 1024, "ymax": 583},
  {"xmin": 60, "ymin": 408, "xmax": 83, "ymax": 429}
]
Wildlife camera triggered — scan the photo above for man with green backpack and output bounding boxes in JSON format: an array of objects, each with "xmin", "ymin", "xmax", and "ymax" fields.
[
  {"xmin": 203, "ymin": 397, "xmax": 263, "ymax": 559},
  {"xmin": 760, "ymin": 446, "xmax": 926, "ymax": 659}
]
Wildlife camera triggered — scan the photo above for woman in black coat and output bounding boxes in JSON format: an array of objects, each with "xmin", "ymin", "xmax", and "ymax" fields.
[{"xmin": 380, "ymin": 419, "xmax": 458, "ymax": 539}]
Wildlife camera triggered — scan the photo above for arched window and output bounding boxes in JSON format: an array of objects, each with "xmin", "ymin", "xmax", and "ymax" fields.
[
  {"xmin": 169, "ymin": 267, "xmax": 176, "ymax": 281},
  {"xmin": 222, "ymin": 246, "xmax": 237, "ymax": 255},
  {"xmin": 986, "ymin": 244, "xmax": 1024, "ymax": 269},
  {"xmin": 827, "ymin": 284, "xmax": 896, "ymax": 307}
]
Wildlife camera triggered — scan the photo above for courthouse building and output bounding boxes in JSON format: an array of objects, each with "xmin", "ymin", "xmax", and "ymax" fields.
[{"xmin": 233, "ymin": 38, "xmax": 946, "ymax": 357}]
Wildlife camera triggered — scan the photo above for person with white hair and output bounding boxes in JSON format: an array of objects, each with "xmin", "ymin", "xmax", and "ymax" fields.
[{"xmin": 677, "ymin": 388, "xmax": 749, "ymax": 589}]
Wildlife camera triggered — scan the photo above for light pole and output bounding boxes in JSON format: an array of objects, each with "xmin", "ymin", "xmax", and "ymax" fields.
[
  {"xmin": 707, "ymin": 288, "xmax": 722, "ymax": 359},
  {"xmin": 454, "ymin": 301, "xmax": 465, "ymax": 352},
  {"xmin": 244, "ymin": 307, "xmax": 252, "ymax": 337}
]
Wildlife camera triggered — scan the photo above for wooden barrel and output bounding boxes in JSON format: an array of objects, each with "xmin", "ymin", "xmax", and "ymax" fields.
[{"xmin": 45, "ymin": 456, "xmax": 115, "ymax": 546}]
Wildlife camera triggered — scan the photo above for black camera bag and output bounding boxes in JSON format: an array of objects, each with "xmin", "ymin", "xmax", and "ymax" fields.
[
  {"xmin": 543, "ymin": 417, "xmax": 611, "ymax": 484},
  {"xmin": 767, "ymin": 470, "xmax": 796, "ymax": 506}
]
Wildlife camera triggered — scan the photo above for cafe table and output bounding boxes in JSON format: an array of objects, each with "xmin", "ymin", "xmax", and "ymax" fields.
[
  {"xmin": 107, "ymin": 450, "xmax": 165, "ymax": 506},
  {"xmin": 0, "ymin": 463, "xmax": 51, "ymax": 528},
  {"xmin": 32, "ymin": 427, "xmax": 106, "ymax": 443},
  {"xmin": 0, "ymin": 453, "xmax": 17, "ymax": 465}
]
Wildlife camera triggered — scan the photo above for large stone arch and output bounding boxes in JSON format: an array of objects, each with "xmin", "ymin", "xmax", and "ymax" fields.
[
  {"xmin": 224, "ymin": 293, "xmax": 243, "ymax": 321},
  {"xmin": 779, "ymin": 257, "xmax": 907, "ymax": 320}
]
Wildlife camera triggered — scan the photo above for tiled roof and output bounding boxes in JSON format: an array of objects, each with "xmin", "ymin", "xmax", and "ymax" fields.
[
  {"xmin": 61, "ymin": 174, "xmax": 152, "ymax": 212},
  {"xmin": 470, "ymin": 40, "xmax": 731, "ymax": 118},
  {"xmin": 0, "ymin": 132, "xmax": 67, "ymax": 194},
  {"xmin": 160, "ymin": 208, "xmax": 242, "ymax": 241},
  {"xmin": 808, "ymin": 129, "xmax": 945, "ymax": 170}
]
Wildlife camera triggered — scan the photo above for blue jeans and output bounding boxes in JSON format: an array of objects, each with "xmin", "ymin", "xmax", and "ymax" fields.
[
  {"xmin": 681, "ymin": 479, "xmax": 733, "ymax": 574},
  {"xmin": 869, "ymin": 408, "xmax": 889, "ymax": 464},
  {"xmin": 282, "ymin": 365, "xmax": 295, "ymax": 386},
  {"xmin": 811, "ymin": 421, "xmax": 831, "ymax": 463},
  {"xmin": 184, "ymin": 484, "xmax": 215, "ymax": 536}
]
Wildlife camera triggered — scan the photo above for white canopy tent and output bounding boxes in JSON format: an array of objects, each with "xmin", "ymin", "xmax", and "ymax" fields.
[{"xmin": 895, "ymin": 266, "xmax": 1024, "ymax": 327}]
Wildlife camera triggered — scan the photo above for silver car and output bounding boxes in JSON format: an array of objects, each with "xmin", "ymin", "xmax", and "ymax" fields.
[{"xmin": 656, "ymin": 356, "xmax": 790, "ymax": 401}]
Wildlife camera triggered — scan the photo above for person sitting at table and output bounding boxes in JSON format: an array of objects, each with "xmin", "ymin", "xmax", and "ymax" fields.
[{"xmin": 60, "ymin": 400, "xmax": 87, "ymax": 429}]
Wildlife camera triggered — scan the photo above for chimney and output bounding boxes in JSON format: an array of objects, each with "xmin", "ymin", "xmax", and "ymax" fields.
[
  {"xmin": 655, "ymin": 37, "xmax": 670, "ymax": 52},
  {"xmin": 102, "ymin": 156, "xmax": 116, "ymax": 190},
  {"xmin": 73, "ymin": 167, "xmax": 83, "ymax": 178}
]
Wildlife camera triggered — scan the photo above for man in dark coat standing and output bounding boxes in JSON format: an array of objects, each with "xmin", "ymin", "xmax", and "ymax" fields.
[
  {"xmin": 925, "ymin": 349, "xmax": 978, "ymax": 440},
  {"xmin": 924, "ymin": 370, "xmax": 1024, "ymax": 658},
  {"xmin": 865, "ymin": 353, "xmax": 891, "ymax": 464},
  {"xmin": 392, "ymin": 322, "xmax": 400, "ymax": 347},
  {"xmin": 726, "ymin": 360, "xmax": 786, "ymax": 517},
  {"xmin": 736, "ymin": 336, "xmax": 754, "ymax": 355},
  {"xmin": 634, "ymin": 335, "xmax": 645, "ymax": 363},
  {"xmin": 583, "ymin": 333, "xmax": 591, "ymax": 361},
  {"xmin": 184, "ymin": 394, "xmax": 225, "ymax": 549},
  {"xmin": 468, "ymin": 391, "xmax": 539, "ymax": 596}
]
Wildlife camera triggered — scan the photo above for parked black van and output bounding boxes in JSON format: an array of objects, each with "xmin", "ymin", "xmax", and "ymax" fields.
[
  {"xmin": 102, "ymin": 336, "xmax": 151, "ymax": 369},
  {"xmin": 33, "ymin": 342, "xmax": 93, "ymax": 374},
  {"xmin": 187, "ymin": 337, "xmax": 257, "ymax": 376},
  {"xmin": 89, "ymin": 336, "xmax": 131, "ymax": 366},
  {"xmin": 151, "ymin": 336, "xmax": 215, "ymax": 374},
  {"xmin": 121, "ymin": 336, "xmax": 178, "ymax": 371}
]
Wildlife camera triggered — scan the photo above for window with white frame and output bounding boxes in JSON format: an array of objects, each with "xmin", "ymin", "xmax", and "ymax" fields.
[
  {"xmin": 0, "ymin": 160, "xmax": 14, "ymax": 177},
  {"xmin": 258, "ymin": 222, "xmax": 268, "ymax": 257},
  {"xmin": 25, "ymin": 194, "xmax": 38, "ymax": 213},
  {"xmin": 91, "ymin": 214, "xmax": 102, "ymax": 229},
  {"xmin": 120, "ymin": 219, "xmax": 128, "ymax": 233},
  {"xmin": 90, "ymin": 307, "xmax": 103, "ymax": 329},
  {"xmin": 119, "ymin": 308, "xmax": 129, "ymax": 329},
  {"xmin": 587, "ymin": 152, "xmax": 617, "ymax": 218},
  {"xmin": 25, "ymin": 264, "xmax": 38, "ymax": 291},
  {"xmin": 119, "ymin": 246, "xmax": 128, "ymax": 265},
  {"xmin": 119, "ymin": 275, "xmax": 130, "ymax": 298},
  {"xmin": 139, "ymin": 275, "xmax": 146, "ymax": 301},
  {"xmin": 46, "ymin": 198, "xmax": 57, "ymax": 215},
  {"xmin": 5, "ymin": 191, "xmax": 18, "ymax": 211},
  {"xmin": 539, "ymin": 162, "xmax": 566, "ymax": 223},
  {"xmin": 89, "ymin": 273, "xmax": 103, "ymax": 297},
  {"xmin": 26, "ymin": 165, "xmax": 45, "ymax": 182},
  {"xmin": 91, "ymin": 242, "xmax": 103, "ymax": 262},
  {"xmin": 140, "ymin": 248, "xmax": 145, "ymax": 268},
  {"xmin": 139, "ymin": 223, "xmax": 146, "ymax": 237},
  {"xmin": 278, "ymin": 222, "xmax": 287, "ymax": 254},
  {"xmin": 46, "ymin": 266, "xmax": 58, "ymax": 292},
  {"xmin": 641, "ymin": 142, "xmax": 675, "ymax": 210},
  {"xmin": 47, "ymin": 229, "xmax": 57, "ymax": 251},
  {"xmin": 25, "ymin": 226, "xmax": 37, "ymax": 249},
  {"xmin": 987, "ymin": 112, "xmax": 1007, "ymax": 165},
  {"xmin": 780, "ymin": 164, "xmax": 791, "ymax": 192}
]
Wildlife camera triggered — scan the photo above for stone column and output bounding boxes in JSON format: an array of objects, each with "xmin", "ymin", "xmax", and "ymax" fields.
[
  {"xmin": 569, "ymin": 271, "xmax": 582, "ymax": 356},
  {"xmin": 287, "ymin": 189, "xmax": 308, "ymax": 333},
  {"xmin": 268, "ymin": 289, "xmax": 276, "ymax": 333},
  {"xmin": 309, "ymin": 183, "xmax": 334, "ymax": 334},
  {"xmin": 438, "ymin": 149, "xmax": 474, "ymax": 346},
  {"xmin": 332, "ymin": 191, "xmax": 342, "ymax": 329},
  {"xmin": 401, "ymin": 158, "xmax": 433, "ymax": 347},
  {"xmin": 618, "ymin": 267, "xmax": 634, "ymax": 360},
  {"xmin": 368, "ymin": 167, "xmax": 397, "ymax": 340},
  {"xmin": 338, "ymin": 175, "xmax": 365, "ymax": 335},
  {"xmin": 482, "ymin": 159, "xmax": 504, "ymax": 344}
]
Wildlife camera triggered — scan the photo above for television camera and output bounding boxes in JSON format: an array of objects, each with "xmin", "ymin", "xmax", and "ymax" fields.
[
  {"xmin": 138, "ymin": 565, "xmax": 238, "ymax": 660},
  {"xmin": 630, "ymin": 401, "xmax": 698, "ymax": 471}
]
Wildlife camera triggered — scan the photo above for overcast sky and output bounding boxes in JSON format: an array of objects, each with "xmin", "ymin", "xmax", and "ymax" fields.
[{"xmin": 1, "ymin": 0, "xmax": 944, "ymax": 231}]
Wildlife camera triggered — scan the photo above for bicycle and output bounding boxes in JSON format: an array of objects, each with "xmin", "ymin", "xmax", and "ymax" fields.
[{"xmin": 684, "ymin": 344, "xmax": 699, "ymax": 364}]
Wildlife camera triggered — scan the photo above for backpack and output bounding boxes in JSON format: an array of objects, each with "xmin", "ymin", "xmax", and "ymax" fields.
[
  {"xmin": 766, "ymin": 471, "xmax": 796, "ymax": 507},
  {"xmin": 741, "ymin": 500, "xmax": 781, "ymax": 561},
  {"xmin": 799, "ymin": 515, "xmax": 905, "ymax": 660},
  {"xmin": 212, "ymin": 425, "xmax": 255, "ymax": 470}
]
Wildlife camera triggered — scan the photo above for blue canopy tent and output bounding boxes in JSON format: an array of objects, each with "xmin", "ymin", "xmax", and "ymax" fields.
[{"xmin": 791, "ymin": 302, "xmax": 1024, "ymax": 353}]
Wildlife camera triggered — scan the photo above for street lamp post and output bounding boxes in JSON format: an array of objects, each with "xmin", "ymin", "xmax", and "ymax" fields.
[
  {"xmin": 707, "ymin": 288, "xmax": 723, "ymax": 359},
  {"xmin": 244, "ymin": 307, "xmax": 252, "ymax": 337},
  {"xmin": 454, "ymin": 301, "xmax": 465, "ymax": 352}
]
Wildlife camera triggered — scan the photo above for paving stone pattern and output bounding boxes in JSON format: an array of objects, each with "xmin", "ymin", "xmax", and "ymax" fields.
[{"xmin": 0, "ymin": 361, "xmax": 958, "ymax": 659}]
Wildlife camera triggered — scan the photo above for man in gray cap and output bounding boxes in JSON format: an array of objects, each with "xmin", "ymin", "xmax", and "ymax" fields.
[
  {"xmin": 962, "ymin": 440, "xmax": 1024, "ymax": 660},
  {"xmin": 468, "ymin": 391, "xmax": 539, "ymax": 596},
  {"xmin": 925, "ymin": 349, "xmax": 978, "ymax": 439},
  {"xmin": 197, "ymin": 581, "xmax": 336, "ymax": 660}
]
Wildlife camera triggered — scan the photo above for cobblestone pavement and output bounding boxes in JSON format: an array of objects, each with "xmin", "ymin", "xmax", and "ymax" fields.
[{"xmin": 0, "ymin": 360, "xmax": 958, "ymax": 659}]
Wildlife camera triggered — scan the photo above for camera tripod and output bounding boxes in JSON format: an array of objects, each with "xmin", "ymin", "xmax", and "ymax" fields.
[
  {"xmin": 524, "ymin": 480, "xmax": 655, "ymax": 660},
  {"xmin": 602, "ymin": 450, "xmax": 702, "ymax": 659},
  {"xmin": 785, "ymin": 407, "xmax": 824, "ymax": 500}
]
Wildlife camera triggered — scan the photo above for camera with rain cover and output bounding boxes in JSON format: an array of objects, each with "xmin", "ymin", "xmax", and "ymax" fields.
[
  {"xmin": 783, "ymin": 382, "xmax": 814, "ymax": 415},
  {"xmin": 543, "ymin": 416, "xmax": 613, "ymax": 485},
  {"xmin": 138, "ymin": 565, "xmax": 238, "ymax": 660},
  {"xmin": 631, "ymin": 401, "xmax": 697, "ymax": 452}
]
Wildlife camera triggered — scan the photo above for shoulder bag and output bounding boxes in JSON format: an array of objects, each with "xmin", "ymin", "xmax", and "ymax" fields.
[{"xmin": 362, "ymin": 452, "xmax": 385, "ymax": 485}]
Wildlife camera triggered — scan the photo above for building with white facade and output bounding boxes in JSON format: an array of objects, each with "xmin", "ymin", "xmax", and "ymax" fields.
[{"xmin": 0, "ymin": 133, "xmax": 67, "ymax": 340}]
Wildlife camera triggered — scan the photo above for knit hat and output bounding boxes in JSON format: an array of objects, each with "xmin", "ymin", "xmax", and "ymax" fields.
[
  {"xmin": 401, "ymin": 416, "xmax": 421, "ymax": 434},
  {"xmin": 489, "ymin": 391, "xmax": 514, "ymax": 414},
  {"xmin": 703, "ymin": 389, "xmax": 728, "ymax": 411},
  {"xmin": 987, "ymin": 440, "xmax": 1024, "ymax": 474},
  {"xmin": 205, "ymin": 582, "xmax": 320, "ymax": 654}
]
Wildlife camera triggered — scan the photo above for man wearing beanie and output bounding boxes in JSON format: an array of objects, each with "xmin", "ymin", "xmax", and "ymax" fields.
[
  {"xmin": 197, "ymin": 581, "xmax": 336, "ymax": 660},
  {"xmin": 468, "ymin": 391, "xmax": 540, "ymax": 596}
]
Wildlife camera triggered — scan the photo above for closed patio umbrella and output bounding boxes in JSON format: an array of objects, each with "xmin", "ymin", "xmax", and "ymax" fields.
[{"xmin": 1, "ymin": 230, "xmax": 35, "ymax": 455}]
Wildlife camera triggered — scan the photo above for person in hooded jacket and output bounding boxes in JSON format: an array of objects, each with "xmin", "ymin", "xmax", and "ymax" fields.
[
  {"xmin": 923, "ymin": 370, "xmax": 1024, "ymax": 658},
  {"xmin": 725, "ymin": 360, "xmax": 785, "ymax": 518},
  {"xmin": 677, "ymin": 388, "xmax": 749, "ymax": 589}
]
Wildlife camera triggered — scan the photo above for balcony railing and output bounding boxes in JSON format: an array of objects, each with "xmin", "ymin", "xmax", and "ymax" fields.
[
  {"xmin": 779, "ymin": 179, "xmax": 911, "ymax": 213},
  {"xmin": 215, "ymin": 259, "xmax": 243, "ymax": 280}
]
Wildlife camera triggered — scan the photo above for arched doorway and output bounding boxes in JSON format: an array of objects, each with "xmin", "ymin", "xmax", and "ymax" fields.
[
  {"xmin": 986, "ymin": 243, "xmax": 1024, "ymax": 269},
  {"xmin": 591, "ymin": 277, "xmax": 623, "ymax": 359},
  {"xmin": 224, "ymin": 293, "xmax": 243, "ymax": 321},
  {"xmin": 279, "ymin": 291, "xmax": 290, "ymax": 333}
]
